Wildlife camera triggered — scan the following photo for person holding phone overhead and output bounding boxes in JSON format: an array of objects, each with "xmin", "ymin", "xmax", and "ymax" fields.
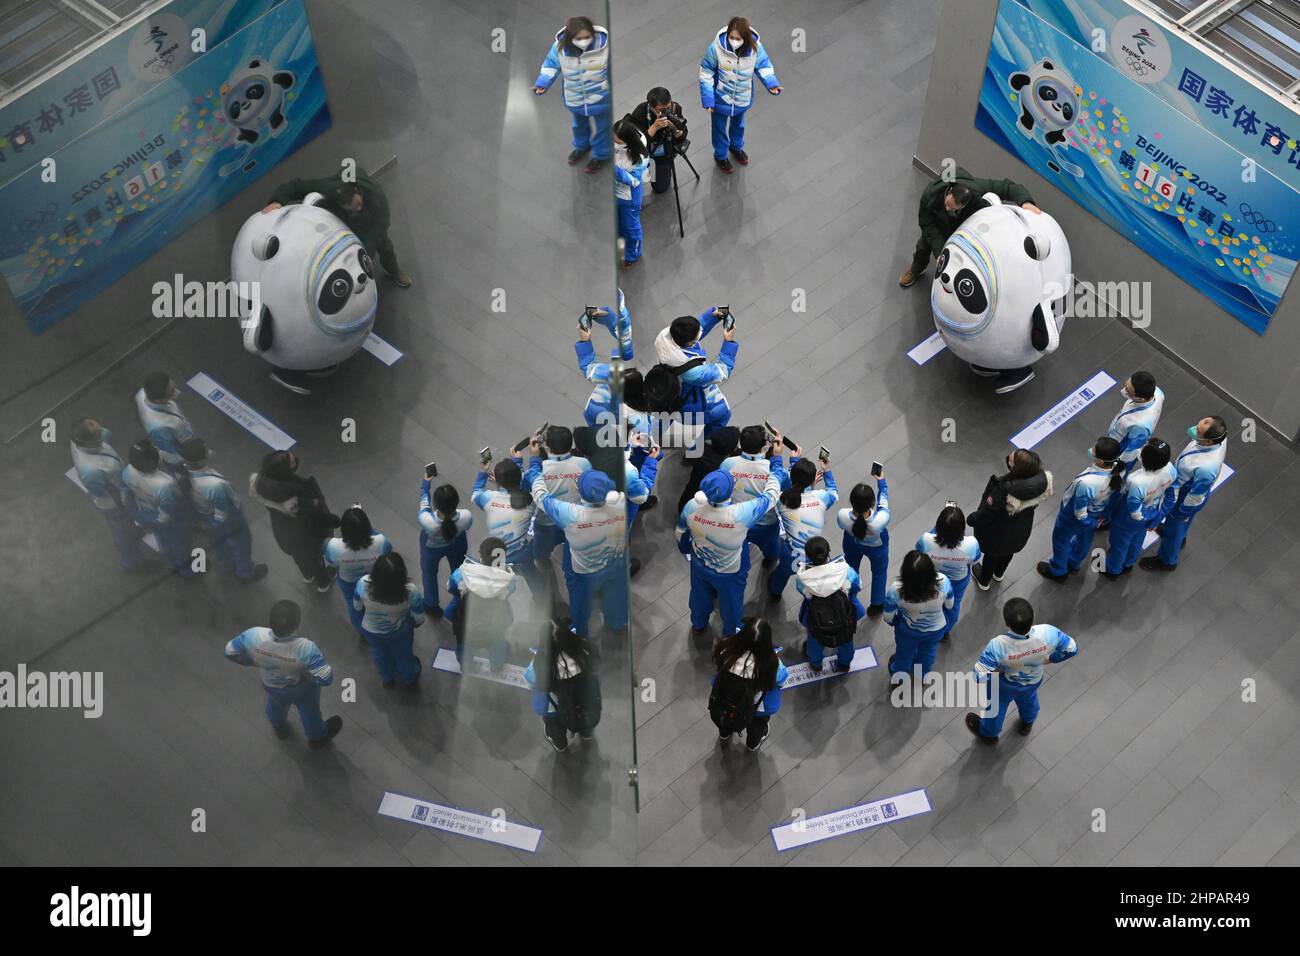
[
  {"xmin": 417, "ymin": 473, "xmax": 472, "ymax": 618},
  {"xmin": 767, "ymin": 446, "xmax": 838, "ymax": 601},
  {"xmin": 719, "ymin": 425, "xmax": 791, "ymax": 568},
  {"xmin": 699, "ymin": 17, "xmax": 782, "ymax": 172},
  {"xmin": 837, "ymin": 464, "xmax": 890, "ymax": 616}
]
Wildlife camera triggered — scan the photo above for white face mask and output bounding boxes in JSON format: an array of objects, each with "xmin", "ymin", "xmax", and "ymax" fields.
[
  {"xmin": 572, "ymin": 36, "xmax": 593, "ymax": 50},
  {"xmin": 615, "ymin": 142, "xmax": 627, "ymax": 153},
  {"xmin": 728, "ymin": 36, "xmax": 744, "ymax": 50}
]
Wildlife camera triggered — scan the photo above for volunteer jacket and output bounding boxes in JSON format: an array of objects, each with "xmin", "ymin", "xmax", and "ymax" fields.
[
  {"xmin": 1118, "ymin": 464, "xmax": 1177, "ymax": 524},
  {"xmin": 973, "ymin": 624, "xmax": 1077, "ymax": 688},
  {"xmin": 417, "ymin": 479, "xmax": 473, "ymax": 551},
  {"xmin": 352, "ymin": 577, "xmax": 426, "ymax": 634},
  {"xmin": 595, "ymin": 288, "xmax": 633, "ymax": 360},
  {"xmin": 1107, "ymin": 389, "xmax": 1165, "ymax": 465},
  {"xmin": 121, "ymin": 466, "xmax": 183, "ymax": 525},
  {"xmin": 1164, "ymin": 438, "xmax": 1228, "ymax": 517},
  {"xmin": 531, "ymin": 474, "xmax": 628, "ymax": 574},
  {"xmin": 915, "ymin": 531, "xmax": 981, "ymax": 583},
  {"xmin": 698, "ymin": 28, "xmax": 779, "ymax": 115},
  {"xmin": 795, "ymin": 559, "xmax": 866, "ymax": 620},
  {"xmin": 677, "ymin": 470, "xmax": 783, "ymax": 574},
  {"xmin": 534, "ymin": 26, "xmax": 610, "ymax": 114},
  {"xmin": 324, "ymin": 532, "xmax": 392, "ymax": 584},
  {"xmin": 225, "ymin": 627, "xmax": 333, "ymax": 690},
  {"xmin": 653, "ymin": 308, "xmax": 737, "ymax": 425},
  {"xmin": 446, "ymin": 558, "xmax": 517, "ymax": 623},
  {"xmin": 614, "ymin": 133, "xmax": 650, "ymax": 204},
  {"xmin": 70, "ymin": 432, "xmax": 128, "ymax": 512},
  {"xmin": 471, "ymin": 457, "xmax": 543, "ymax": 563},
  {"xmin": 533, "ymin": 452, "xmax": 593, "ymax": 529},
  {"xmin": 1057, "ymin": 465, "xmax": 1116, "ymax": 527},
  {"xmin": 836, "ymin": 477, "xmax": 890, "ymax": 548},
  {"xmin": 883, "ymin": 573, "xmax": 954, "ymax": 633},
  {"xmin": 134, "ymin": 388, "xmax": 194, "ymax": 466},
  {"xmin": 187, "ymin": 466, "xmax": 246, "ymax": 530},
  {"xmin": 720, "ymin": 452, "xmax": 790, "ymax": 527},
  {"xmin": 776, "ymin": 466, "xmax": 838, "ymax": 554}
]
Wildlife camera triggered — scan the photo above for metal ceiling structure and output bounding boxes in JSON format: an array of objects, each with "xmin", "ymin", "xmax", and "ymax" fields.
[
  {"xmin": 1132, "ymin": 0, "xmax": 1300, "ymax": 101},
  {"xmin": 0, "ymin": 0, "xmax": 168, "ymax": 106}
]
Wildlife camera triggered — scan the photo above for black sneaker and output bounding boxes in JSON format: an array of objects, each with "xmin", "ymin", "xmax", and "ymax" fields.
[
  {"xmin": 866, "ymin": 603, "xmax": 884, "ymax": 617},
  {"xmin": 1018, "ymin": 720, "xmax": 1034, "ymax": 737},
  {"xmin": 964, "ymin": 712, "xmax": 997, "ymax": 745},
  {"xmin": 629, "ymin": 557, "xmax": 643, "ymax": 578},
  {"xmin": 994, "ymin": 368, "xmax": 1035, "ymax": 395},
  {"xmin": 568, "ymin": 147, "xmax": 590, "ymax": 165},
  {"xmin": 1139, "ymin": 556, "xmax": 1176, "ymax": 573},
  {"xmin": 308, "ymin": 715, "xmax": 343, "ymax": 748},
  {"xmin": 269, "ymin": 370, "xmax": 312, "ymax": 395},
  {"xmin": 316, "ymin": 567, "xmax": 338, "ymax": 592},
  {"xmin": 585, "ymin": 157, "xmax": 607, "ymax": 173},
  {"xmin": 639, "ymin": 495, "xmax": 658, "ymax": 512},
  {"xmin": 545, "ymin": 730, "xmax": 569, "ymax": 753},
  {"xmin": 767, "ymin": 589, "xmax": 782, "ymax": 603},
  {"xmin": 729, "ymin": 147, "xmax": 749, "ymax": 165},
  {"xmin": 271, "ymin": 723, "xmax": 290, "ymax": 739},
  {"xmin": 972, "ymin": 564, "xmax": 990, "ymax": 591},
  {"xmin": 969, "ymin": 363, "xmax": 1000, "ymax": 378},
  {"xmin": 715, "ymin": 157, "xmax": 733, "ymax": 173},
  {"xmin": 1036, "ymin": 561, "xmax": 1068, "ymax": 583},
  {"xmin": 745, "ymin": 726, "xmax": 769, "ymax": 752},
  {"xmin": 761, "ymin": 557, "xmax": 778, "ymax": 570}
]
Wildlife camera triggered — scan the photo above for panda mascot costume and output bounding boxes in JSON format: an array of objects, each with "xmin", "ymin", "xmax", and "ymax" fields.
[
  {"xmin": 1009, "ymin": 58, "xmax": 1084, "ymax": 178},
  {"xmin": 218, "ymin": 56, "xmax": 296, "ymax": 178},
  {"xmin": 231, "ymin": 193, "xmax": 378, "ymax": 394},
  {"xmin": 930, "ymin": 194, "xmax": 1072, "ymax": 394}
]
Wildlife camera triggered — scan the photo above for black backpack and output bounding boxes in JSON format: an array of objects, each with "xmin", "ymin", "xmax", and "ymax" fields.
[
  {"xmin": 807, "ymin": 590, "xmax": 856, "ymax": 647},
  {"xmin": 549, "ymin": 672, "xmax": 601, "ymax": 734},
  {"xmin": 451, "ymin": 590, "xmax": 511, "ymax": 652},
  {"xmin": 708, "ymin": 670, "xmax": 760, "ymax": 733},
  {"xmin": 645, "ymin": 357, "xmax": 706, "ymax": 413}
]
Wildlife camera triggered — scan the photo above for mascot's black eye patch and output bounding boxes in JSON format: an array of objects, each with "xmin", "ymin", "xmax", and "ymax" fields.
[
  {"xmin": 1061, "ymin": 102, "xmax": 1073, "ymax": 121},
  {"xmin": 954, "ymin": 269, "xmax": 987, "ymax": 314},
  {"xmin": 245, "ymin": 84, "xmax": 265, "ymax": 100},
  {"xmin": 318, "ymin": 269, "xmax": 353, "ymax": 315},
  {"xmin": 1040, "ymin": 86, "xmax": 1057, "ymax": 102}
]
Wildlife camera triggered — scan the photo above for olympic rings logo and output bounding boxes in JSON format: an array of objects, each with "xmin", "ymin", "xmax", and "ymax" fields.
[
  {"xmin": 16, "ymin": 202, "xmax": 60, "ymax": 234},
  {"xmin": 1125, "ymin": 53, "xmax": 1149, "ymax": 77},
  {"xmin": 1238, "ymin": 203, "xmax": 1276, "ymax": 233}
]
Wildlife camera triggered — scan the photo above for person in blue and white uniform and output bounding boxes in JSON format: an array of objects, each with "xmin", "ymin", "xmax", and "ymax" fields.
[
  {"xmin": 795, "ymin": 536, "xmax": 866, "ymax": 673},
  {"xmin": 648, "ymin": 308, "xmax": 738, "ymax": 436},
  {"xmin": 121, "ymin": 439, "xmax": 195, "ymax": 578},
  {"xmin": 883, "ymin": 551, "xmax": 953, "ymax": 679},
  {"xmin": 677, "ymin": 467, "xmax": 783, "ymax": 637},
  {"xmin": 591, "ymin": 287, "xmax": 633, "ymax": 360},
  {"xmin": 225, "ymin": 600, "xmax": 342, "ymax": 746},
  {"xmin": 575, "ymin": 323, "xmax": 651, "ymax": 438},
  {"xmin": 353, "ymin": 552, "xmax": 425, "ymax": 688},
  {"xmin": 135, "ymin": 371, "xmax": 194, "ymax": 471},
  {"xmin": 69, "ymin": 418, "xmax": 147, "ymax": 571},
  {"xmin": 417, "ymin": 480, "xmax": 472, "ymax": 618},
  {"xmin": 614, "ymin": 117, "xmax": 651, "ymax": 270},
  {"xmin": 324, "ymin": 505, "xmax": 392, "ymax": 634},
  {"xmin": 710, "ymin": 618, "xmax": 787, "ymax": 752},
  {"xmin": 720, "ymin": 425, "xmax": 789, "ymax": 568},
  {"xmin": 1103, "ymin": 438, "xmax": 1175, "ymax": 578},
  {"xmin": 472, "ymin": 451, "xmax": 544, "ymax": 596},
  {"xmin": 1037, "ymin": 436, "xmax": 1123, "ymax": 582},
  {"xmin": 768, "ymin": 451, "xmax": 838, "ymax": 600},
  {"xmin": 181, "ymin": 438, "xmax": 267, "ymax": 584},
  {"xmin": 966, "ymin": 598, "xmax": 1077, "ymax": 744},
  {"xmin": 838, "ymin": 471, "xmax": 890, "ymax": 616},
  {"xmin": 1106, "ymin": 371, "xmax": 1164, "ymax": 474},
  {"xmin": 446, "ymin": 537, "xmax": 516, "ymax": 670},
  {"xmin": 916, "ymin": 504, "xmax": 981, "ymax": 639},
  {"xmin": 699, "ymin": 16, "xmax": 782, "ymax": 172},
  {"xmin": 1141, "ymin": 415, "xmax": 1229, "ymax": 574},
  {"xmin": 533, "ymin": 16, "xmax": 611, "ymax": 172}
]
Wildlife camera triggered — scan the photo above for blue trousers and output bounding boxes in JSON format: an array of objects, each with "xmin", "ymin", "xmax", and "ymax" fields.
[
  {"xmin": 977, "ymin": 678, "xmax": 1041, "ymax": 738},
  {"xmin": 944, "ymin": 574, "xmax": 971, "ymax": 636},
  {"xmin": 336, "ymin": 576, "xmax": 364, "ymax": 634},
  {"xmin": 618, "ymin": 201, "xmax": 642, "ymax": 263},
  {"xmin": 1105, "ymin": 511, "xmax": 1150, "ymax": 574},
  {"xmin": 570, "ymin": 108, "xmax": 612, "ymax": 159},
  {"xmin": 362, "ymin": 622, "xmax": 421, "ymax": 686},
  {"xmin": 265, "ymin": 681, "xmax": 326, "ymax": 739},
  {"xmin": 532, "ymin": 521, "xmax": 566, "ymax": 562},
  {"xmin": 890, "ymin": 619, "xmax": 945, "ymax": 677},
  {"xmin": 565, "ymin": 555, "xmax": 628, "ymax": 636},
  {"xmin": 1156, "ymin": 509, "xmax": 1196, "ymax": 567},
  {"xmin": 805, "ymin": 631, "xmax": 854, "ymax": 669},
  {"xmin": 710, "ymin": 109, "xmax": 747, "ymax": 159},
  {"xmin": 149, "ymin": 517, "xmax": 195, "ymax": 577},
  {"xmin": 747, "ymin": 521, "xmax": 781, "ymax": 562},
  {"xmin": 690, "ymin": 559, "xmax": 748, "ymax": 635},
  {"xmin": 100, "ymin": 506, "xmax": 146, "ymax": 570},
  {"xmin": 209, "ymin": 514, "xmax": 256, "ymax": 579},
  {"xmin": 843, "ymin": 530, "xmax": 889, "ymax": 607},
  {"xmin": 767, "ymin": 541, "xmax": 798, "ymax": 597},
  {"xmin": 420, "ymin": 536, "xmax": 467, "ymax": 614},
  {"xmin": 1048, "ymin": 511, "xmax": 1096, "ymax": 576}
]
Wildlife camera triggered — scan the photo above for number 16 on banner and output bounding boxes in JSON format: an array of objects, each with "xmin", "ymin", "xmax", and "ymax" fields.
[{"xmin": 1135, "ymin": 162, "xmax": 1178, "ymax": 202}]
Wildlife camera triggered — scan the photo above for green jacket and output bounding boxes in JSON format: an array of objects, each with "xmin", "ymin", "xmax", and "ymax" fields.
[
  {"xmin": 268, "ymin": 168, "xmax": 391, "ymax": 253},
  {"xmin": 918, "ymin": 166, "xmax": 1034, "ymax": 257}
]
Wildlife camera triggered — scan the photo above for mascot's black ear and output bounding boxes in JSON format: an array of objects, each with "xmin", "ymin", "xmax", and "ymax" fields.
[
  {"xmin": 1009, "ymin": 72, "xmax": 1030, "ymax": 91},
  {"xmin": 253, "ymin": 234, "xmax": 279, "ymax": 261},
  {"xmin": 249, "ymin": 58, "xmax": 261, "ymax": 68},
  {"xmin": 1031, "ymin": 303, "xmax": 1051, "ymax": 351},
  {"xmin": 255, "ymin": 306, "xmax": 274, "ymax": 352},
  {"xmin": 273, "ymin": 71, "xmax": 295, "ymax": 90},
  {"xmin": 1041, "ymin": 59, "xmax": 1054, "ymax": 71},
  {"xmin": 1023, "ymin": 235, "xmax": 1050, "ymax": 261}
]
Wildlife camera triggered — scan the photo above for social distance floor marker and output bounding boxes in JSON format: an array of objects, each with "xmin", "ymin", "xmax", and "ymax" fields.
[
  {"xmin": 907, "ymin": 331, "xmax": 947, "ymax": 366},
  {"xmin": 780, "ymin": 645, "xmax": 878, "ymax": 688},
  {"xmin": 186, "ymin": 372, "xmax": 295, "ymax": 450},
  {"xmin": 1010, "ymin": 371, "xmax": 1117, "ymax": 449},
  {"xmin": 361, "ymin": 331, "xmax": 403, "ymax": 366},
  {"xmin": 771, "ymin": 787, "xmax": 932, "ymax": 851},
  {"xmin": 431, "ymin": 647, "xmax": 531, "ymax": 690},
  {"xmin": 377, "ymin": 791, "xmax": 542, "ymax": 853}
]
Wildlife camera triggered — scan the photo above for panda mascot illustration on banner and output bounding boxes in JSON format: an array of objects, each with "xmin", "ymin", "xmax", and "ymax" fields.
[
  {"xmin": 930, "ymin": 194, "xmax": 1072, "ymax": 395},
  {"xmin": 232, "ymin": 193, "xmax": 378, "ymax": 394},
  {"xmin": 218, "ymin": 56, "xmax": 295, "ymax": 177},
  {"xmin": 1008, "ymin": 58, "xmax": 1084, "ymax": 178}
]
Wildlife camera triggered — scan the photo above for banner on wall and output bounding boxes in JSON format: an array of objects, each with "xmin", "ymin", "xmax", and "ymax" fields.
[
  {"xmin": 0, "ymin": 0, "xmax": 331, "ymax": 332},
  {"xmin": 975, "ymin": 0, "xmax": 1298, "ymax": 334}
]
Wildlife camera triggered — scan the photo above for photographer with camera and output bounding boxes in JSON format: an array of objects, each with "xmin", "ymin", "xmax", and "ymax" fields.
[{"xmin": 629, "ymin": 87, "xmax": 689, "ymax": 196}]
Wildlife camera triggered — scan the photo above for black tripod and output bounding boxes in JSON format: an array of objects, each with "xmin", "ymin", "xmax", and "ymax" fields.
[{"xmin": 667, "ymin": 141, "xmax": 700, "ymax": 238}]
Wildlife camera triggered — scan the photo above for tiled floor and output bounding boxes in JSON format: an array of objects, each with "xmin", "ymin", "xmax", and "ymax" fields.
[{"xmin": 2, "ymin": 0, "xmax": 1297, "ymax": 867}]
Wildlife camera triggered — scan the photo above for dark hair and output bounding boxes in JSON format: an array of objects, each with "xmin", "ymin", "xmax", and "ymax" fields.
[
  {"xmin": 1130, "ymin": 370, "xmax": 1156, "ymax": 401},
  {"xmin": 572, "ymin": 426, "xmax": 623, "ymax": 485},
  {"xmin": 479, "ymin": 536, "xmax": 507, "ymax": 565},
  {"xmin": 805, "ymin": 536, "xmax": 830, "ymax": 566},
  {"xmin": 622, "ymin": 368, "xmax": 646, "ymax": 411},
  {"xmin": 1139, "ymin": 438, "xmax": 1171, "ymax": 472},
  {"xmin": 534, "ymin": 618, "xmax": 592, "ymax": 691},
  {"xmin": 1003, "ymin": 597, "xmax": 1034, "ymax": 635},
  {"xmin": 260, "ymin": 449, "xmax": 296, "ymax": 482},
  {"xmin": 1007, "ymin": 448, "xmax": 1041, "ymax": 480},
  {"xmin": 179, "ymin": 437, "xmax": 208, "ymax": 466},
  {"xmin": 709, "ymin": 426, "xmax": 740, "ymax": 458},
  {"xmin": 643, "ymin": 366, "xmax": 679, "ymax": 413},
  {"xmin": 614, "ymin": 116, "xmax": 647, "ymax": 166},
  {"xmin": 143, "ymin": 371, "xmax": 172, "ymax": 402},
  {"xmin": 646, "ymin": 86, "xmax": 671, "ymax": 106},
  {"xmin": 779, "ymin": 488, "xmax": 802, "ymax": 510},
  {"xmin": 934, "ymin": 506, "xmax": 965, "ymax": 549},
  {"xmin": 739, "ymin": 425, "xmax": 768, "ymax": 455},
  {"xmin": 713, "ymin": 617, "xmax": 778, "ymax": 692},
  {"xmin": 1204, "ymin": 415, "xmax": 1228, "ymax": 443},
  {"xmin": 368, "ymin": 552, "xmax": 409, "ymax": 606},
  {"xmin": 947, "ymin": 183, "xmax": 974, "ymax": 208},
  {"xmin": 725, "ymin": 16, "xmax": 755, "ymax": 55},
  {"xmin": 789, "ymin": 458, "xmax": 817, "ymax": 492},
  {"xmin": 334, "ymin": 182, "xmax": 362, "ymax": 204},
  {"xmin": 433, "ymin": 485, "xmax": 460, "ymax": 541},
  {"xmin": 545, "ymin": 425, "xmax": 573, "ymax": 455},
  {"xmin": 899, "ymin": 551, "xmax": 939, "ymax": 604},
  {"xmin": 494, "ymin": 459, "xmax": 532, "ymax": 509},
  {"xmin": 128, "ymin": 440, "xmax": 160, "ymax": 473},
  {"xmin": 562, "ymin": 16, "xmax": 596, "ymax": 52},
  {"xmin": 669, "ymin": 315, "xmax": 701, "ymax": 347},
  {"xmin": 849, "ymin": 483, "xmax": 876, "ymax": 539},
  {"xmin": 1092, "ymin": 436, "xmax": 1125, "ymax": 492},
  {"xmin": 340, "ymin": 506, "xmax": 373, "ymax": 551},
  {"xmin": 71, "ymin": 418, "xmax": 102, "ymax": 446},
  {"xmin": 269, "ymin": 599, "xmax": 301, "ymax": 637}
]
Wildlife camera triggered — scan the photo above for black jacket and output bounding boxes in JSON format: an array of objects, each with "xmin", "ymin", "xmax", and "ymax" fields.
[
  {"xmin": 676, "ymin": 427, "xmax": 740, "ymax": 514},
  {"xmin": 967, "ymin": 468, "xmax": 1053, "ymax": 556},
  {"xmin": 253, "ymin": 471, "xmax": 339, "ymax": 552},
  {"xmin": 628, "ymin": 101, "xmax": 687, "ymax": 158}
]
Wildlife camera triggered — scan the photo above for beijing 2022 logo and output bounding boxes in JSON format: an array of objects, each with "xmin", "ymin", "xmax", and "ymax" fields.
[{"xmin": 1110, "ymin": 15, "xmax": 1172, "ymax": 85}]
